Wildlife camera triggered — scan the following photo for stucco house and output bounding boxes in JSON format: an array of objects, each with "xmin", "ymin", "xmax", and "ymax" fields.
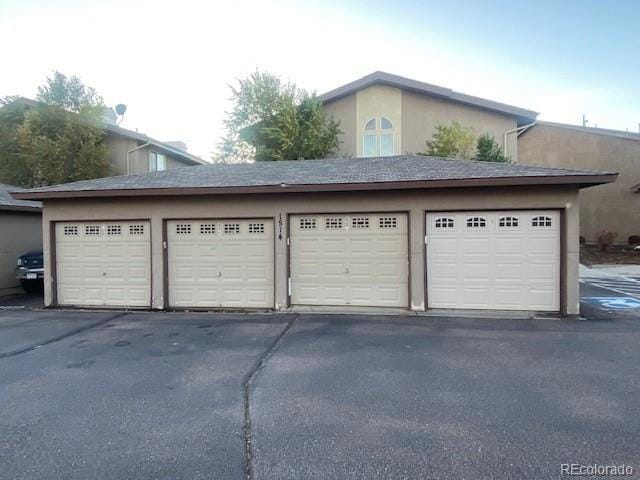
[
  {"xmin": 518, "ymin": 121, "xmax": 640, "ymax": 244},
  {"xmin": 320, "ymin": 71, "xmax": 537, "ymax": 161},
  {"xmin": 13, "ymin": 155, "xmax": 615, "ymax": 316},
  {"xmin": 319, "ymin": 72, "xmax": 637, "ymax": 244},
  {"xmin": 0, "ymin": 184, "xmax": 42, "ymax": 296},
  {"xmin": 6, "ymin": 98, "xmax": 206, "ymax": 176}
]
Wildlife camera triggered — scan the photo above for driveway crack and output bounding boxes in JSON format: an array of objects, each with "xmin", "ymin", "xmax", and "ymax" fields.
[
  {"xmin": 242, "ymin": 314, "xmax": 298, "ymax": 480},
  {"xmin": 0, "ymin": 312, "xmax": 129, "ymax": 359}
]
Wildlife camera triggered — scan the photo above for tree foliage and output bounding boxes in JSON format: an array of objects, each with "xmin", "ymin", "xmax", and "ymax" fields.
[
  {"xmin": 216, "ymin": 71, "xmax": 341, "ymax": 162},
  {"xmin": 475, "ymin": 133, "xmax": 509, "ymax": 162},
  {"xmin": 0, "ymin": 72, "xmax": 109, "ymax": 188},
  {"xmin": 422, "ymin": 122, "xmax": 510, "ymax": 162},
  {"xmin": 423, "ymin": 121, "xmax": 476, "ymax": 159}
]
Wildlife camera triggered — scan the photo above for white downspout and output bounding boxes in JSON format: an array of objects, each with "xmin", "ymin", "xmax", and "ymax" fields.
[
  {"xmin": 503, "ymin": 121, "xmax": 536, "ymax": 160},
  {"xmin": 126, "ymin": 140, "xmax": 152, "ymax": 175}
]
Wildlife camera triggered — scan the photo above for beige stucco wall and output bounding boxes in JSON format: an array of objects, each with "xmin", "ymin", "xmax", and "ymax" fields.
[
  {"xmin": 401, "ymin": 91, "xmax": 519, "ymax": 161},
  {"xmin": 355, "ymin": 86, "xmax": 402, "ymax": 157},
  {"xmin": 322, "ymin": 94, "xmax": 357, "ymax": 157},
  {"xmin": 322, "ymin": 87, "xmax": 519, "ymax": 161},
  {"xmin": 40, "ymin": 185, "xmax": 581, "ymax": 314},
  {"xmin": 0, "ymin": 211, "xmax": 42, "ymax": 294},
  {"xmin": 105, "ymin": 135, "xmax": 193, "ymax": 176},
  {"xmin": 518, "ymin": 125, "xmax": 639, "ymax": 243}
]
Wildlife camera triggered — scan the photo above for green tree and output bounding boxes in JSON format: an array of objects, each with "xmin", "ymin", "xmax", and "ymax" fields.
[
  {"xmin": 474, "ymin": 133, "xmax": 509, "ymax": 163},
  {"xmin": 0, "ymin": 72, "xmax": 109, "ymax": 187},
  {"xmin": 216, "ymin": 71, "xmax": 341, "ymax": 162},
  {"xmin": 423, "ymin": 122, "xmax": 476, "ymax": 159}
]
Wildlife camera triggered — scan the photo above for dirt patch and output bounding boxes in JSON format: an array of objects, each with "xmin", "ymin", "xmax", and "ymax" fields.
[{"xmin": 580, "ymin": 244, "xmax": 640, "ymax": 266}]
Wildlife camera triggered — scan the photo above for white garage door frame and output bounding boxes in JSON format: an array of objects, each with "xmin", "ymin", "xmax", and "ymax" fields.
[
  {"xmin": 50, "ymin": 218, "xmax": 153, "ymax": 308},
  {"xmin": 162, "ymin": 216, "xmax": 276, "ymax": 310},
  {"xmin": 287, "ymin": 211, "xmax": 411, "ymax": 308},
  {"xmin": 423, "ymin": 208, "xmax": 566, "ymax": 314}
]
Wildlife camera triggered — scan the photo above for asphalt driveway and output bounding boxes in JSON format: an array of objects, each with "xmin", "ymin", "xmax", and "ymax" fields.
[{"xmin": 0, "ymin": 307, "xmax": 639, "ymax": 479}]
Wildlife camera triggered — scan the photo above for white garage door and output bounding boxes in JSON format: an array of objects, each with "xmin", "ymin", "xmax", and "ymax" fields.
[
  {"xmin": 55, "ymin": 221, "xmax": 151, "ymax": 307},
  {"xmin": 167, "ymin": 219, "xmax": 274, "ymax": 308},
  {"xmin": 290, "ymin": 213, "xmax": 408, "ymax": 307},
  {"xmin": 426, "ymin": 211, "xmax": 560, "ymax": 311}
]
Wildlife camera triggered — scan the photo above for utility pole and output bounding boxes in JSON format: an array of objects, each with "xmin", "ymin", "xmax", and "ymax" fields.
[{"xmin": 582, "ymin": 114, "xmax": 588, "ymax": 127}]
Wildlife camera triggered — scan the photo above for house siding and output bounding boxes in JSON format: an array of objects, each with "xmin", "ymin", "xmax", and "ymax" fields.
[
  {"xmin": 518, "ymin": 124, "xmax": 640, "ymax": 244},
  {"xmin": 322, "ymin": 94, "xmax": 357, "ymax": 158},
  {"xmin": 401, "ymin": 90, "xmax": 519, "ymax": 161},
  {"xmin": 0, "ymin": 211, "xmax": 42, "ymax": 294}
]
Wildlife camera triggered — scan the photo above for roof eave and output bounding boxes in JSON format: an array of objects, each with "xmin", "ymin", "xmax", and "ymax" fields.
[
  {"xmin": 12, "ymin": 173, "xmax": 618, "ymax": 201},
  {"xmin": 0, "ymin": 204, "xmax": 42, "ymax": 213}
]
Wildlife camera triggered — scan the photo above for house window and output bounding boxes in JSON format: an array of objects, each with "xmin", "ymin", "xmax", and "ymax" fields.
[
  {"xmin": 435, "ymin": 218, "xmax": 454, "ymax": 228},
  {"xmin": 362, "ymin": 117, "xmax": 394, "ymax": 157},
  {"xmin": 466, "ymin": 217, "xmax": 486, "ymax": 228},
  {"xmin": 532, "ymin": 216, "xmax": 552, "ymax": 227},
  {"xmin": 149, "ymin": 151, "xmax": 167, "ymax": 172}
]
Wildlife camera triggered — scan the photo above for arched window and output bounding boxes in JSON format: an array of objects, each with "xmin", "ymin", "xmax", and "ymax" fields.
[{"xmin": 363, "ymin": 116, "xmax": 394, "ymax": 157}]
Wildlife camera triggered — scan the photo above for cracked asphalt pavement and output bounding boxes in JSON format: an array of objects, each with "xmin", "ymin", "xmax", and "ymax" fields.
[{"xmin": 0, "ymin": 297, "xmax": 639, "ymax": 479}]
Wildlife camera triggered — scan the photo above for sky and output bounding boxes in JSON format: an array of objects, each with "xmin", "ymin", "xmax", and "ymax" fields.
[{"xmin": 0, "ymin": 0, "xmax": 638, "ymax": 160}]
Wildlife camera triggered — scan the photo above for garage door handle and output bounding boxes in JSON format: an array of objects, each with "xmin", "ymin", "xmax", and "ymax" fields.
[
  {"xmin": 345, "ymin": 268, "xmax": 349, "ymax": 274},
  {"xmin": 218, "ymin": 272, "xmax": 222, "ymax": 278}
]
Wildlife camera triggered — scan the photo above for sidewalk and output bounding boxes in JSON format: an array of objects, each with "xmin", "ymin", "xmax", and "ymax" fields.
[{"xmin": 580, "ymin": 264, "xmax": 640, "ymax": 279}]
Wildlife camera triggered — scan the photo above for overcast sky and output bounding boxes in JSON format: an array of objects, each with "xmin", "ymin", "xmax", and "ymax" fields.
[{"xmin": 1, "ymin": 0, "xmax": 638, "ymax": 160}]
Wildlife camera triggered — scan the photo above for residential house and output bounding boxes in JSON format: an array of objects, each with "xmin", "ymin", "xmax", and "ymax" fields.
[
  {"xmin": 319, "ymin": 71, "xmax": 538, "ymax": 161},
  {"xmin": 518, "ymin": 121, "xmax": 640, "ymax": 244},
  {"xmin": 6, "ymin": 98, "xmax": 206, "ymax": 176},
  {"xmin": 320, "ymin": 72, "xmax": 636, "ymax": 244}
]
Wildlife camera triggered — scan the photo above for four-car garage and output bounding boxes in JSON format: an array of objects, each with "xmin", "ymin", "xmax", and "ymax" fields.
[{"xmin": 20, "ymin": 155, "xmax": 614, "ymax": 315}]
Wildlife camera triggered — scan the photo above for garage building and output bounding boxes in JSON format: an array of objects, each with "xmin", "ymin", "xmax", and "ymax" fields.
[{"xmin": 13, "ymin": 155, "xmax": 615, "ymax": 315}]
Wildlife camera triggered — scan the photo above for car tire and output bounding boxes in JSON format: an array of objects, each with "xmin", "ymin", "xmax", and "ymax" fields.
[{"xmin": 20, "ymin": 280, "xmax": 43, "ymax": 294}]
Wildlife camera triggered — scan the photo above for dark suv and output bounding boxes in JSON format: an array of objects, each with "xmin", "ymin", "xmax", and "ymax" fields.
[{"xmin": 16, "ymin": 250, "xmax": 44, "ymax": 293}]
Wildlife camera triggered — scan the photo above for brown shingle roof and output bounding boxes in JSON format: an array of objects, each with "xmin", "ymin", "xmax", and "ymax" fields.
[{"xmin": 13, "ymin": 155, "xmax": 616, "ymax": 200}]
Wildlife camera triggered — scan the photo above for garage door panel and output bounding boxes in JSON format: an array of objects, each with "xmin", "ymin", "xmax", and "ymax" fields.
[
  {"xmin": 290, "ymin": 213, "xmax": 408, "ymax": 307},
  {"xmin": 427, "ymin": 211, "xmax": 559, "ymax": 312},
  {"xmin": 168, "ymin": 219, "xmax": 274, "ymax": 308},
  {"xmin": 55, "ymin": 221, "xmax": 151, "ymax": 307}
]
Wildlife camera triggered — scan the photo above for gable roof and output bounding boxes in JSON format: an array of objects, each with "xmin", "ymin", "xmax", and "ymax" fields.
[
  {"xmin": 13, "ymin": 155, "xmax": 616, "ymax": 200},
  {"xmin": 529, "ymin": 120, "xmax": 640, "ymax": 143},
  {"xmin": 0, "ymin": 183, "xmax": 41, "ymax": 212},
  {"xmin": 4, "ymin": 97, "xmax": 206, "ymax": 165},
  {"xmin": 318, "ymin": 71, "xmax": 539, "ymax": 125},
  {"xmin": 103, "ymin": 123, "xmax": 206, "ymax": 165}
]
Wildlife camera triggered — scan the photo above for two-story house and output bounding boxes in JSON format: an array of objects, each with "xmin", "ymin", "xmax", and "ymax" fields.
[
  {"xmin": 7, "ymin": 97, "xmax": 205, "ymax": 175},
  {"xmin": 319, "ymin": 71, "xmax": 538, "ymax": 161}
]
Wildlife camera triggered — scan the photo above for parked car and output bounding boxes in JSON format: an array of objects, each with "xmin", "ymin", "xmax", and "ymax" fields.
[{"xmin": 16, "ymin": 250, "xmax": 44, "ymax": 293}]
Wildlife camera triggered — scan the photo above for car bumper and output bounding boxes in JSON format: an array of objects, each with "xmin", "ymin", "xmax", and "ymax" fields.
[{"xmin": 16, "ymin": 267, "xmax": 44, "ymax": 281}]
